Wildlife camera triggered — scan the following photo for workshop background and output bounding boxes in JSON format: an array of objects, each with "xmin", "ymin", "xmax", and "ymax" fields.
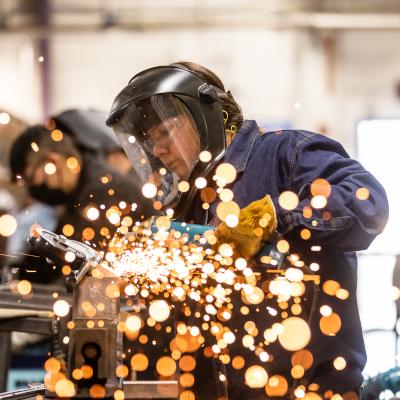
[{"xmin": 0, "ymin": 0, "xmax": 399, "ymax": 390}]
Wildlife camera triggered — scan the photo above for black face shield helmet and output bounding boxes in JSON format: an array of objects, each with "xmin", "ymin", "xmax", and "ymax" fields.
[{"xmin": 106, "ymin": 65, "xmax": 227, "ymax": 219}]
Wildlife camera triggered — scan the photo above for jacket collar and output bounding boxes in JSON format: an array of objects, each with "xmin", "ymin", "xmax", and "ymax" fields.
[{"xmin": 222, "ymin": 119, "xmax": 260, "ymax": 173}]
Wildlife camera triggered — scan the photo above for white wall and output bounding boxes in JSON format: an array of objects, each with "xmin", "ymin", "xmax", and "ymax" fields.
[
  {"xmin": 48, "ymin": 29, "xmax": 297, "ymax": 123},
  {"xmin": 1, "ymin": 28, "xmax": 400, "ymax": 155},
  {"xmin": 0, "ymin": 35, "xmax": 42, "ymax": 122},
  {"xmin": 337, "ymin": 30, "xmax": 400, "ymax": 154}
]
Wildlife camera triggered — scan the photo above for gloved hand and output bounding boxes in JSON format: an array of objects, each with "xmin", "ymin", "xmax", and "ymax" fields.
[{"xmin": 214, "ymin": 195, "xmax": 277, "ymax": 260}]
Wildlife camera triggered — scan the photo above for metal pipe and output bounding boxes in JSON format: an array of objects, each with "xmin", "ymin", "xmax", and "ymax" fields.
[{"xmin": 0, "ymin": 384, "xmax": 45, "ymax": 400}]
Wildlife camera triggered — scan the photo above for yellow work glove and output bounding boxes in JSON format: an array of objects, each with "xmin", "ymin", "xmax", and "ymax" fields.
[{"xmin": 214, "ymin": 195, "xmax": 277, "ymax": 260}]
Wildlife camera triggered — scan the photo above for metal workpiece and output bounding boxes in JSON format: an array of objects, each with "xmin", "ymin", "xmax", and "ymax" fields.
[
  {"xmin": 0, "ymin": 283, "xmax": 70, "ymax": 311},
  {"xmin": 0, "ymin": 228, "xmax": 179, "ymax": 399},
  {"xmin": 0, "ymin": 381, "xmax": 179, "ymax": 400},
  {"xmin": 24, "ymin": 228, "xmax": 125, "ymax": 398},
  {"xmin": 0, "ymin": 316, "xmax": 52, "ymax": 335},
  {"xmin": 123, "ymin": 381, "xmax": 179, "ymax": 399},
  {"xmin": 74, "ymin": 276, "xmax": 120, "ymax": 319},
  {"xmin": 0, "ymin": 384, "xmax": 45, "ymax": 400},
  {"xmin": 67, "ymin": 276, "xmax": 123, "ymax": 399}
]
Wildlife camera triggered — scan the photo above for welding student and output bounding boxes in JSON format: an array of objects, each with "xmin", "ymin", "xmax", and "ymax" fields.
[
  {"xmin": 106, "ymin": 62, "xmax": 388, "ymax": 399},
  {"xmin": 8, "ymin": 124, "xmax": 148, "ymax": 282}
]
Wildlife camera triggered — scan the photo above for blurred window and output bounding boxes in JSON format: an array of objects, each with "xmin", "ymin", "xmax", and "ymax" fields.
[{"xmin": 357, "ymin": 119, "xmax": 400, "ymax": 377}]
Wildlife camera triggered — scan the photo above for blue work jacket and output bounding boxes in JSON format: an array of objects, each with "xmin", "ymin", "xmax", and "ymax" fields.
[{"xmin": 190, "ymin": 120, "xmax": 389, "ymax": 398}]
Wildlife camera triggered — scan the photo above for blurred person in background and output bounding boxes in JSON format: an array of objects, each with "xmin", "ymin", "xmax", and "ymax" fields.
[
  {"xmin": 8, "ymin": 120, "xmax": 149, "ymax": 283},
  {"xmin": 0, "ymin": 111, "xmax": 31, "ymax": 283},
  {"xmin": 107, "ymin": 62, "xmax": 389, "ymax": 399}
]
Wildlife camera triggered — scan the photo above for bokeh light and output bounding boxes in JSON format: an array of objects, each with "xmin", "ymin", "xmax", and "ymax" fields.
[
  {"xmin": 142, "ymin": 183, "xmax": 157, "ymax": 198},
  {"xmin": 199, "ymin": 151, "xmax": 212, "ymax": 162},
  {"xmin": 265, "ymin": 375, "xmax": 288, "ymax": 397},
  {"xmin": 278, "ymin": 191, "xmax": 299, "ymax": 211},
  {"xmin": 0, "ymin": 112, "xmax": 10, "ymax": 125},
  {"xmin": 178, "ymin": 181, "xmax": 190, "ymax": 192},
  {"xmin": 156, "ymin": 356, "xmax": 176, "ymax": 377},
  {"xmin": 86, "ymin": 207, "xmax": 100, "ymax": 221},
  {"xmin": 17, "ymin": 280, "xmax": 32, "ymax": 296},
  {"xmin": 130, "ymin": 353, "xmax": 149, "ymax": 371},
  {"xmin": 278, "ymin": 317, "xmax": 311, "ymax": 351},
  {"xmin": 51, "ymin": 130, "xmax": 63, "ymax": 142},
  {"xmin": 89, "ymin": 384, "xmax": 106, "ymax": 399},
  {"xmin": 53, "ymin": 300, "xmax": 70, "ymax": 317},
  {"xmin": 125, "ymin": 315, "xmax": 142, "ymax": 332},
  {"xmin": 311, "ymin": 179, "xmax": 331, "ymax": 198},
  {"xmin": 55, "ymin": 379, "xmax": 76, "ymax": 397},
  {"xmin": 44, "ymin": 162, "xmax": 57, "ymax": 175},
  {"xmin": 0, "ymin": 214, "xmax": 18, "ymax": 237},
  {"xmin": 195, "ymin": 177, "xmax": 207, "ymax": 189},
  {"xmin": 245, "ymin": 365, "xmax": 268, "ymax": 388},
  {"xmin": 333, "ymin": 357, "xmax": 346, "ymax": 370},
  {"xmin": 320, "ymin": 313, "xmax": 341, "ymax": 336},
  {"xmin": 356, "ymin": 187, "xmax": 369, "ymax": 200},
  {"xmin": 215, "ymin": 163, "xmax": 237, "ymax": 184},
  {"xmin": 149, "ymin": 300, "xmax": 170, "ymax": 322},
  {"xmin": 62, "ymin": 224, "xmax": 74, "ymax": 237},
  {"xmin": 216, "ymin": 201, "xmax": 240, "ymax": 222},
  {"xmin": 311, "ymin": 195, "xmax": 327, "ymax": 209}
]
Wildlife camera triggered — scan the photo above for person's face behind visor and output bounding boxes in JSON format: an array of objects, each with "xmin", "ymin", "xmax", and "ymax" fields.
[
  {"xmin": 145, "ymin": 115, "xmax": 200, "ymax": 179},
  {"xmin": 113, "ymin": 95, "xmax": 202, "ymax": 209}
]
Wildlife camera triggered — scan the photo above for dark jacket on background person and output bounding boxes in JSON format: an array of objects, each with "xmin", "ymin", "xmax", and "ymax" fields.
[
  {"xmin": 57, "ymin": 153, "xmax": 146, "ymax": 247},
  {"xmin": 189, "ymin": 120, "xmax": 389, "ymax": 399},
  {"xmin": 17, "ymin": 154, "xmax": 147, "ymax": 283}
]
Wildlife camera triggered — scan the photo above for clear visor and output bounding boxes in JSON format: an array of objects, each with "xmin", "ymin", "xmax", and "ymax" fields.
[{"xmin": 112, "ymin": 95, "xmax": 201, "ymax": 208}]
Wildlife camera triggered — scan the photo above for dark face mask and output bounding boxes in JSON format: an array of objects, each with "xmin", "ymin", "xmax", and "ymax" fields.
[{"xmin": 28, "ymin": 183, "xmax": 69, "ymax": 206}]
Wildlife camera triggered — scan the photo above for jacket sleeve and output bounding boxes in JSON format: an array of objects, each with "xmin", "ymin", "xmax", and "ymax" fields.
[{"xmin": 274, "ymin": 133, "xmax": 389, "ymax": 251}]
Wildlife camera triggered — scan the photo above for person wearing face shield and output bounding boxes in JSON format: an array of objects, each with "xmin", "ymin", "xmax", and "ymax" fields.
[{"xmin": 107, "ymin": 62, "xmax": 388, "ymax": 399}]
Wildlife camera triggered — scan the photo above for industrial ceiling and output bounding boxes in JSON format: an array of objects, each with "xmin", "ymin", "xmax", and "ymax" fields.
[{"xmin": 1, "ymin": 0, "xmax": 400, "ymax": 31}]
